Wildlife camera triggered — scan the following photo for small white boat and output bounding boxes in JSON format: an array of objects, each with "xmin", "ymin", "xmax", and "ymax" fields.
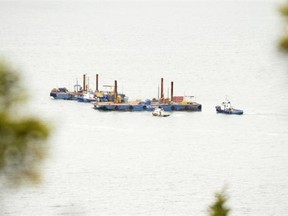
[
  {"xmin": 77, "ymin": 92, "xmax": 97, "ymax": 103},
  {"xmin": 152, "ymin": 107, "xmax": 170, "ymax": 117}
]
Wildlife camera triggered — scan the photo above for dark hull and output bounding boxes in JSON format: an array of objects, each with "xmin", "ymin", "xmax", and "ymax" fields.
[
  {"xmin": 50, "ymin": 92, "xmax": 79, "ymax": 100},
  {"xmin": 215, "ymin": 107, "xmax": 243, "ymax": 115},
  {"xmin": 77, "ymin": 97, "xmax": 97, "ymax": 103},
  {"xmin": 94, "ymin": 103, "xmax": 202, "ymax": 112}
]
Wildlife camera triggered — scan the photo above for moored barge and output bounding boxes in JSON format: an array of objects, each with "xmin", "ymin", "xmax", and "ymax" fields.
[
  {"xmin": 93, "ymin": 102, "xmax": 202, "ymax": 111},
  {"xmin": 93, "ymin": 78, "xmax": 202, "ymax": 112}
]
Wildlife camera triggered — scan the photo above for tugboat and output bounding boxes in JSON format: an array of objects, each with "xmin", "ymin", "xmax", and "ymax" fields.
[
  {"xmin": 215, "ymin": 100, "xmax": 243, "ymax": 115},
  {"xmin": 152, "ymin": 107, "xmax": 170, "ymax": 117}
]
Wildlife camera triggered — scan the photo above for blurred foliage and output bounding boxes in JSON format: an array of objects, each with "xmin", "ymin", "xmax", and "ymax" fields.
[
  {"xmin": 279, "ymin": 35, "xmax": 288, "ymax": 49},
  {"xmin": 208, "ymin": 189, "xmax": 230, "ymax": 216},
  {"xmin": 0, "ymin": 60, "xmax": 50, "ymax": 186},
  {"xmin": 279, "ymin": 4, "xmax": 288, "ymax": 17},
  {"xmin": 279, "ymin": 4, "xmax": 288, "ymax": 50}
]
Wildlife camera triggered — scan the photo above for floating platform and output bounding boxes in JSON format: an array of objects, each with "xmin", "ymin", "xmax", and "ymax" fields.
[
  {"xmin": 50, "ymin": 75, "xmax": 203, "ymax": 112},
  {"xmin": 93, "ymin": 101, "xmax": 202, "ymax": 112},
  {"xmin": 50, "ymin": 87, "xmax": 81, "ymax": 100}
]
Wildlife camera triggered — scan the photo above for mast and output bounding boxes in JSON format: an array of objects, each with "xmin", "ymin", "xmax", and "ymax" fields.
[
  {"xmin": 171, "ymin": 81, "xmax": 174, "ymax": 102},
  {"xmin": 114, "ymin": 80, "xmax": 118, "ymax": 103},
  {"xmin": 83, "ymin": 74, "xmax": 86, "ymax": 92},
  {"xmin": 161, "ymin": 78, "xmax": 164, "ymax": 99},
  {"xmin": 96, "ymin": 74, "xmax": 99, "ymax": 92}
]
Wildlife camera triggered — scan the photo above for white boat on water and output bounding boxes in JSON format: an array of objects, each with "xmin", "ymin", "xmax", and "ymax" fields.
[{"xmin": 152, "ymin": 107, "xmax": 170, "ymax": 117}]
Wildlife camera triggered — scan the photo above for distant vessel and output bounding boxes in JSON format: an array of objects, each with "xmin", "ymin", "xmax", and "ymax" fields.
[
  {"xmin": 50, "ymin": 74, "xmax": 86, "ymax": 100},
  {"xmin": 50, "ymin": 85, "xmax": 82, "ymax": 100},
  {"xmin": 50, "ymin": 74, "xmax": 125, "ymax": 103},
  {"xmin": 215, "ymin": 100, "xmax": 243, "ymax": 115},
  {"xmin": 77, "ymin": 92, "xmax": 97, "ymax": 102},
  {"xmin": 152, "ymin": 107, "xmax": 170, "ymax": 117},
  {"xmin": 50, "ymin": 76, "xmax": 202, "ymax": 112},
  {"xmin": 93, "ymin": 78, "xmax": 202, "ymax": 112}
]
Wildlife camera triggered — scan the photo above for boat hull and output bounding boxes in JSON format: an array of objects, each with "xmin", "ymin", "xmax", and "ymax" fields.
[
  {"xmin": 215, "ymin": 106, "xmax": 243, "ymax": 115},
  {"xmin": 77, "ymin": 97, "xmax": 97, "ymax": 103},
  {"xmin": 152, "ymin": 114, "xmax": 170, "ymax": 117},
  {"xmin": 94, "ymin": 103, "xmax": 202, "ymax": 112},
  {"xmin": 94, "ymin": 104, "xmax": 155, "ymax": 111},
  {"xmin": 152, "ymin": 112, "xmax": 170, "ymax": 117},
  {"xmin": 157, "ymin": 104, "xmax": 201, "ymax": 111},
  {"xmin": 50, "ymin": 92, "xmax": 78, "ymax": 100}
]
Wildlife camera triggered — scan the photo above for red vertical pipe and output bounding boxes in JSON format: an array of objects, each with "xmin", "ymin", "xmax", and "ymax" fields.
[
  {"xmin": 114, "ymin": 80, "xmax": 118, "ymax": 103},
  {"xmin": 96, "ymin": 74, "xmax": 99, "ymax": 92},
  {"xmin": 83, "ymin": 74, "xmax": 86, "ymax": 92},
  {"xmin": 171, "ymin": 81, "xmax": 174, "ymax": 101},
  {"xmin": 161, "ymin": 78, "xmax": 164, "ymax": 99}
]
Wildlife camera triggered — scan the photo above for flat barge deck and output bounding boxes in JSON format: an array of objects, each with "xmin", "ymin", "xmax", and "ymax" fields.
[
  {"xmin": 93, "ymin": 101, "xmax": 202, "ymax": 112},
  {"xmin": 93, "ymin": 77, "xmax": 202, "ymax": 112}
]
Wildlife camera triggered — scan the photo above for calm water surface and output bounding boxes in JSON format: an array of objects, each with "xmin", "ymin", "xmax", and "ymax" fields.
[{"xmin": 1, "ymin": 0, "xmax": 288, "ymax": 215}]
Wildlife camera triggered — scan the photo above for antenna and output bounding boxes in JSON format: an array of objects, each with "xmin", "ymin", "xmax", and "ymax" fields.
[{"xmin": 225, "ymin": 95, "xmax": 229, "ymax": 102}]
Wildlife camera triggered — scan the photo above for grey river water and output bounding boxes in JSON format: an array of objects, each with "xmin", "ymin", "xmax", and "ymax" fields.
[{"xmin": 1, "ymin": 0, "xmax": 288, "ymax": 215}]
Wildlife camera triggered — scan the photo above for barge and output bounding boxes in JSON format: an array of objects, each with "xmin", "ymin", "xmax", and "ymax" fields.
[
  {"xmin": 50, "ymin": 74, "xmax": 87, "ymax": 100},
  {"xmin": 93, "ymin": 78, "xmax": 202, "ymax": 112},
  {"xmin": 50, "ymin": 74, "xmax": 125, "ymax": 103},
  {"xmin": 50, "ymin": 86, "xmax": 81, "ymax": 100},
  {"xmin": 93, "ymin": 101, "xmax": 201, "ymax": 111}
]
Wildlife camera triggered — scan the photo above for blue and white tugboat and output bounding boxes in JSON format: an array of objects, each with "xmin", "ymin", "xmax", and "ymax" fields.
[{"xmin": 215, "ymin": 100, "xmax": 243, "ymax": 115}]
